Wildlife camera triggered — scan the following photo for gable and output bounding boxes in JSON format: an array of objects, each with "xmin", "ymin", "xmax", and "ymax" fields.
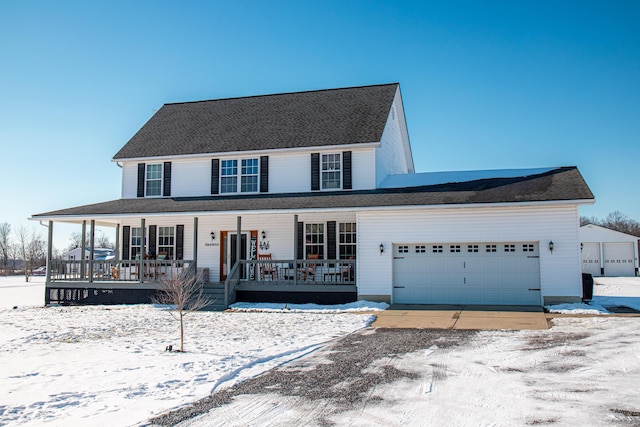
[{"xmin": 113, "ymin": 83, "xmax": 399, "ymax": 160}]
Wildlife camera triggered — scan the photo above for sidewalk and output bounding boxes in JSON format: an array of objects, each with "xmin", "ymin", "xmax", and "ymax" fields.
[{"xmin": 372, "ymin": 304, "xmax": 549, "ymax": 330}]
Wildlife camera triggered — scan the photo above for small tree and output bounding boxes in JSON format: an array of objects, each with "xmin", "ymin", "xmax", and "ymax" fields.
[
  {"xmin": 153, "ymin": 270, "xmax": 212, "ymax": 352},
  {"xmin": 0, "ymin": 223, "xmax": 11, "ymax": 275}
]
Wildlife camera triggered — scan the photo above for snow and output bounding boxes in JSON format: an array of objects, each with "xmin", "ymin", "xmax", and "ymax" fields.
[
  {"xmin": 1, "ymin": 276, "xmax": 639, "ymax": 426},
  {"xmin": 230, "ymin": 300, "xmax": 389, "ymax": 313},
  {"xmin": 378, "ymin": 167, "xmax": 557, "ymax": 189},
  {"xmin": 546, "ymin": 276, "xmax": 640, "ymax": 314}
]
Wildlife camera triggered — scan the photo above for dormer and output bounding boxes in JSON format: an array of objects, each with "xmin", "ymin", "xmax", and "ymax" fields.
[{"xmin": 113, "ymin": 83, "xmax": 413, "ymax": 199}]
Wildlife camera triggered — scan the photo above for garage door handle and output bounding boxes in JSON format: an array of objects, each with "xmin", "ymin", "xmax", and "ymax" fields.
[
  {"xmin": 394, "ymin": 257, "xmax": 405, "ymax": 259},
  {"xmin": 528, "ymin": 288, "xmax": 541, "ymax": 291},
  {"xmin": 527, "ymin": 256, "xmax": 539, "ymax": 259},
  {"xmin": 394, "ymin": 285, "xmax": 405, "ymax": 289}
]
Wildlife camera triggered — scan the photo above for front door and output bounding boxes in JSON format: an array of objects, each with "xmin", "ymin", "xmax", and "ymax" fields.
[{"xmin": 228, "ymin": 233, "xmax": 248, "ymax": 279}]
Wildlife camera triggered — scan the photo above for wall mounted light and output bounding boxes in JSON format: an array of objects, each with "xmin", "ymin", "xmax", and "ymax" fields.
[
  {"xmin": 261, "ymin": 230, "xmax": 266, "ymax": 240},
  {"xmin": 580, "ymin": 242, "xmax": 583, "ymax": 252},
  {"xmin": 210, "ymin": 231, "xmax": 215, "ymax": 241},
  {"xmin": 548, "ymin": 241, "xmax": 554, "ymax": 253},
  {"xmin": 379, "ymin": 243, "xmax": 384, "ymax": 254}
]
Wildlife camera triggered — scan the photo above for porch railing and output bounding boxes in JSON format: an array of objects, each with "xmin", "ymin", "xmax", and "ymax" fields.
[
  {"xmin": 224, "ymin": 258, "xmax": 356, "ymax": 307},
  {"xmin": 49, "ymin": 259, "xmax": 194, "ymax": 283}
]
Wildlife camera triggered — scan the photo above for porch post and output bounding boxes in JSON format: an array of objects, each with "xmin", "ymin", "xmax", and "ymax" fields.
[
  {"xmin": 115, "ymin": 224, "xmax": 120, "ymax": 260},
  {"xmin": 236, "ymin": 216, "xmax": 241, "ymax": 274},
  {"xmin": 193, "ymin": 217, "xmax": 198, "ymax": 272},
  {"xmin": 45, "ymin": 221, "xmax": 53, "ymax": 284},
  {"xmin": 88, "ymin": 220, "xmax": 95, "ymax": 283},
  {"xmin": 80, "ymin": 220, "xmax": 87, "ymax": 278},
  {"xmin": 293, "ymin": 214, "xmax": 298, "ymax": 286},
  {"xmin": 140, "ymin": 218, "xmax": 145, "ymax": 284}
]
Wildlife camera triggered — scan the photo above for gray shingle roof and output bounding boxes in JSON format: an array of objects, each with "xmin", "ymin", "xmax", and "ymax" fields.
[
  {"xmin": 113, "ymin": 83, "xmax": 399, "ymax": 160},
  {"xmin": 33, "ymin": 167, "xmax": 594, "ymax": 219}
]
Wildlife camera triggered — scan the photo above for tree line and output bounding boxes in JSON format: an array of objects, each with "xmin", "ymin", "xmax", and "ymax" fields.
[
  {"xmin": 580, "ymin": 211, "xmax": 640, "ymax": 237},
  {"xmin": 0, "ymin": 222, "xmax": 114, "ymax": 277}
]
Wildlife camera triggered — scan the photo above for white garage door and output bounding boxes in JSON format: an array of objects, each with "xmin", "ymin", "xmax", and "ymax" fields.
[
  {"xmin": 603, "ymin": 242, "xmax": 635, "ymax": 277},
  {"xmin": 581, "ymin": 242, "xmax": 601, "ymax": 277},
  {"xmin": 393, "ymin": 242, "xmax": 541, "ymax": 306}
]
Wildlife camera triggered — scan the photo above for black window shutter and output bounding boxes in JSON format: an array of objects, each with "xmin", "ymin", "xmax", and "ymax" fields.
[
  {"xmin": 260, "ymin": 156, "xmax": 269, "ymax": 193},
  {"xmin": 176, "ymin": 224, "xmax": 184, "ymax": 260},
  {"xmin": 311, "ymin": 153, "xmax": 320, "ymax": 191},
  {"xmin": 296, "ymin": 222, "xmax": 304, "ymax": 259},
  {"xmin": 137, "ymin": 163, "xmax": 145, "ymax": 197},
  {"xmin": 327, "ymin": 221, "xmax": 337, "ymax": 260},
  {"xmin": 148, "ymin": 225, "xmax": 157, "ymax": 257},
  {"xmin": 122, "ymin": 226, "xmax": 131, "ymax": 260},
  {"xmin": 163, "ymin": 162, "xmax": 172, "ymax": 197},
  {"xmin": 342, "ymin": 151, "xmax": 352, "ymax": 190},
  {"xmin": 211, "ymin": 159, "xmax": 220, "ymax": 195}
]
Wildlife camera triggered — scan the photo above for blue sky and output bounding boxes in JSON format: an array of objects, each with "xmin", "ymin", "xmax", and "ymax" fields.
[{"xmin": 1, "ymin": 1, "xmax": 639, "ymax": 249}]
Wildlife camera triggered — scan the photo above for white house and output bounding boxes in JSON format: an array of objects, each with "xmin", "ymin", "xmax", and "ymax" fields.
[
  {"xmin": 580, "ymin": 224, "xmax": 639, "ymax": 277},
  {"xmin": 32, "ymin": 83, "xmax": 595, "ymax": 307}
]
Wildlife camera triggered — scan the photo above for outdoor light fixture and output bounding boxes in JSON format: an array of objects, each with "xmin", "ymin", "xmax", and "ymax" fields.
[
  {"xmin": 210, "ymin": 231, "xmax": 215, "ymax": 241},
  {"xmin": 549, "ymin": 241, "xmax": 554, "ymax": 253},
  {"xmin": 261, "ymin": 230, "xmax": 266, "ymax": 240},
  {"xmin": 580, "ymin": 242, "xmax": 584, "ymax": 252},
  {"xmin": 379, "ymin": 243, "xmax": 384, "ymax": 254}
]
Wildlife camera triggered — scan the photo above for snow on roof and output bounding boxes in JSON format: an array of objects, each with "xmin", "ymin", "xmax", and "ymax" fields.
[{"xmin": 379, "ymin": 167, "xmax": 558, "ymax": 189}]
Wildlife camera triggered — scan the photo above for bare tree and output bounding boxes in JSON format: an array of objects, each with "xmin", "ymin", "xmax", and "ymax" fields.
[
  {"xmin": 153, "ymin": 270, "xmax": 212, "ymax": 352},
  {"xmin": 0, "ymin": 223, "xmax": 10, "ymax": 275},
  {"xmin": 15, "ymin": 226, "xmax": 46, "ymax": 281},
  {"xmin": 15, "ymin": 226, "xmax": 30, "ymax": 281},
  {"xmin": 582, "ymin": 211, "xmax": 640, "ymax": 237},
  {"xmin": 95, "ymin": 231, "xmax": 114, "ymax": 249}
]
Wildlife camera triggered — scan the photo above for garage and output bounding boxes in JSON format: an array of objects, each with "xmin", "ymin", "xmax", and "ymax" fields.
[
  {"xmin": 603, "ymin": 242, "xmax": 635, "ymax": 277},
  {"xmin": 581, "ymin": 242, "xmax": 601, "ymax": 276},
  {"xmin": 392, "ymin": 242, "xmax": 541, "ymax": 305}
]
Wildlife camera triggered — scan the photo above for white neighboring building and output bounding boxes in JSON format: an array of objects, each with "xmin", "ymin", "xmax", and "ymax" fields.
[
  {"xmin": 580, "ymin": 224, "xmax": 639, "ymax": 277},
  {"xmin": 63, "ymin": 247, "xmax": 116, "ymax": 262}
]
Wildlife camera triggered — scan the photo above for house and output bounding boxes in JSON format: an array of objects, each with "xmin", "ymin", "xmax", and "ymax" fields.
[
  {"xmin": 580, "ymin": 224, "xmax": 639, "ymax": 277},
  {"xmin": 61, "ymin": 247, "xmax": 115, "ymax": 277},
  {"xmin": 32, "ymin": 83, "xmax": 595, "ymax": 308}
]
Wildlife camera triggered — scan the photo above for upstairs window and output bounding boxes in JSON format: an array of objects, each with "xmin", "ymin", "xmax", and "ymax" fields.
[
  {"xmin": 241, "ymin": 159, "xmax": 259, "ymax": 192},
  {"xmin": 146, "ymin": 164, "xmax": 162, "ymax": 196},
  {"xmin": 321, "ymin": 153, "xmax": 341, "ymax": 189},
  {"xmin": 220, "ymin": 158, "xmax": 259, "ymax": 194},
  {"xmin": 221, "ymin": 160, "xmax": 238, "ymax": 193}
]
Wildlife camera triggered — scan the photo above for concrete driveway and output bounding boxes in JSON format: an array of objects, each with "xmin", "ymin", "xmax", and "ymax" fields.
[{"xmin": 372, "ymin": 304, "xmax": 549, "ymax": 330}]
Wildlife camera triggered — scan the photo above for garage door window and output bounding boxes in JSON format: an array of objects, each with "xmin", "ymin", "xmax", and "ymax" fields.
[
  {"xmin": 486, "ymin": 244, "xmax": 497, "ymax": 252},
  {"xmin": 450, "ymin": 245, "xmax": 461, "ymax": 253},
  {"xmin": 415, "ymin": 245, "xmax": 426, "ymax": 253},
  {"xmin": 432, "ymin": 245, "xmax": 443, "ymax": 253},
  {"xmin": 523, "ymin": 244, "xmax": 534, "ymax": 252},
  {"xmin": 467, "ymin": 244, "xmax": 478, "ymax": 253},
  {"xmin": 504, "ymin": 244, "xmax": 515, "ymax": 252},
  {"xmin": 398, "ymin": 245, "xmax": 409, "ymax": 253}
]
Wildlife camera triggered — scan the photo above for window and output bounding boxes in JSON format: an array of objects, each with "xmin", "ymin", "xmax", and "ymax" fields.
[
  {"xmin": 339, "ymin": 223, "xmax": 356, "ymax": 260},
  {"xmin": 241, "ymin": 159, "xmax": 258, "ymax": 192},
  {"xmin": 146, "ymin": 164, "xmax": 162, "ymax": 196},
  {"xmin": 467, "ymin": 244, "xmax": 478, "ymax": 253},
  {"xmin": 305, "ymin": 223, "xmax": 324, "ymax": 258},
  {"xmin": 523, "ymin": 244, "xmax": 534, "ymax": 252},
  {"xmin": 220, "ymin": 160, "xmax": 238, "ymax": 193},
  {"xmin": 415, "ymin": 245, "xmax": 426, "ymax": 253},
  {"xmin": 158, "ymin": 227, "xmax": 175, "ymax": 259},
  {"xmin": 131, "ymin": 227, "xmax": 143, "ymax": 260},
  {"xmin": 321, "ymin": 153, "xmax": 341, "ymax": 189},
  {"xmin": 450, "ymin": 245, "xmax": 461, "ymax": 253},
  {"xmin": 504, "ymin": 244, "xmax": 515, "ymax": 252},
  {"xmin": 398, "ymin": 245, "xmax": 409, "ymax": 253},
  {"xmin": 432, "ymin": 245, "xmax": 443, "ymax": 253},
  {"xmin": 485, "ymin": 244, "xmax": 497, "ymax": 253},
  {"xmin": 221, "ymin": 158, "xmax": 259, "ymax": 193}
]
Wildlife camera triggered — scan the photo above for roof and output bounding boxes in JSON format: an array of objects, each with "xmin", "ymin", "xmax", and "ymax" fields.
[
  {"xmin": 34, "ymin": 167, "xmax": 594, "ymax": 219},
  {"xmin": 113, "ymin": 83, "xmax": 399, "ymax": 160},
  {"xmin": 379, "ymin": 167, "xmax": 558, "ymax": 188},
  {"xmin": 580, "ymin": 224, "xmax": 639, "ymax": 241}
]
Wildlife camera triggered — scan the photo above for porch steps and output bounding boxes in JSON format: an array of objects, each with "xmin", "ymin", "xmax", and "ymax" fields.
[{"xmin": 200, "ymin": 282, "xmax": 227, "ymax": 311}]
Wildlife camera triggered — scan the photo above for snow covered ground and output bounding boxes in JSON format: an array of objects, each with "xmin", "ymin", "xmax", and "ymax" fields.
[
  {"xmin": 546, "ymin": 276, "xmax": 640, "ymax": 314},
  {"xmin": 1, "ymin": 276, "xmax": 639, "ymax": 426}
]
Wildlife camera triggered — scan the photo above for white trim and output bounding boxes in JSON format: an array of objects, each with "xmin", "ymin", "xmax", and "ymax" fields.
[{"xmin": 111, "ymin": 142, "xmax": 381, "ymax": 163}]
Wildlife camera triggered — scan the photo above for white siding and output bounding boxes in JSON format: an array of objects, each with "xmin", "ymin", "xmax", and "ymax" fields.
[
  {"xmin": 375, "ymin": 89, "xmax": 412, "ymax": 186},
  {"xmin": 120, "ymin": 147, "xmax": 378, "ymax": 198},
  {"xmin": 121, "ymin": 162, "xmax": 138, "ymax": 198},
  {"xmin": 358, "ymin": 204, "xmax": 582, "ymax": 303}
]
